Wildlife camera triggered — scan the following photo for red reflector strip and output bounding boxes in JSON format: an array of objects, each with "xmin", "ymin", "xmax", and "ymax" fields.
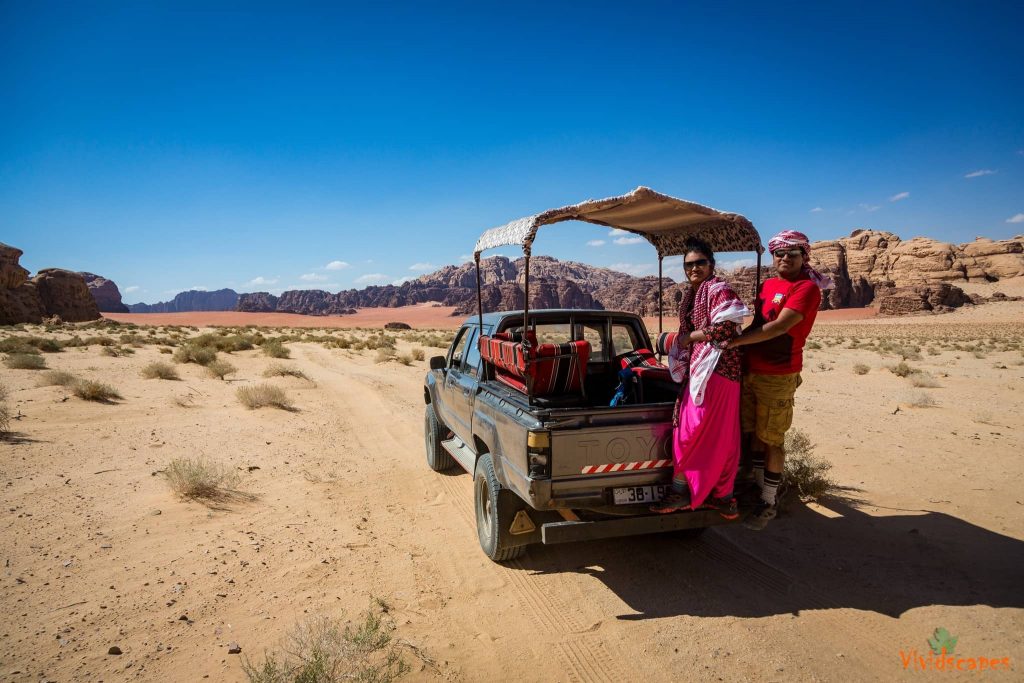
[{"xmin": 580, "ymin": 459, "xmax": 671, "ymax": 474}]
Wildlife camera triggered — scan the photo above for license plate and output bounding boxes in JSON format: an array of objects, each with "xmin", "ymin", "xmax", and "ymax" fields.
[{"xmin": 613, "ymin": 485, "xmax": 668, "ymax": 505}]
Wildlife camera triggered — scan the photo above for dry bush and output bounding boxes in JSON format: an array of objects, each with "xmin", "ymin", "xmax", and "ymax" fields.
[
  {"xmin": 906, "ymin": 391, "xmax": 937, "ymax": 408},
  {"xmin": 174, "ymin": 344, "xmax": 218, "ymax": 366},
  {"xmin": 237, "ymin": 383, "xmax": 294, "ymax": 410},
  {"xmin": 262, "ymin": 339, "xmax": 290, "ymax": 358},
  {"xmin": 172, "ymin": 394, "xmax": 198, "ymax": 408},
  {"xmin": 141, "ymin": 361, "xmax": 180, "ymax": 380},
  {"xmin": 411, "ymin": 348, "xmax": 425, "ymax": 361},
  {"xmin": 888, "ymin": 361, "xmax": 914, "ymax": 377},
  {"xmin": 908, "ymin": 371, "xmax": 940, "ymax": 388},
  {"xmin": 806, "ymin": 340, "xmax": 822, "ymax": 350},
  {"xmin": 72, "ymin": 379, "xmax": 122, "ymax": 402},
  {"xmin": 4, "ymin": 353, "xmax": 46, "ymax": 370},
  {"xmin": 206, "ymin": 359, "xmax": 237, "ymax": 380},
  {"xmin": 396, "ymin": 353, "xmax": 414, "ymax": 366},
  {"xmin": 852, "ymin": 363, "xmax": 870, "ymax": 375},
  {"xmin": 37, "ymin": 370, "xmax": 78, "ymax": 387},
  {"xmin": 164, "ymin": 457, "xmax": 240, "ymax": 499},
  {"xmin": 0, "ymin": 383, "xmax": 7, "ymax": 401},
  {"xmin": 159, "ymin": 347, "xmax": 173, "ymax": 354},
  {"xmin": 83, "ymin": 335, "xmax": 116, "ymax": 347},
  {"xmin": 0, "ymin": 402, "xmax": 9, "ymax": 435},
  {"xmin": 782, "ymin": 429, "xmax": 836, "ymax": 501},
  {"xmin": 101, "ymin": 346, "xmax": 120, "ymax": 357},
  {"xmin": 263, "ymin": 363, "xmax": 310, "ymax": 382},
  {"xmin": 374, "ymin": 348, "xmax": 394, "ymax": 364},
  {"xmin": 0, "ymin": 337, "xmax": 40, "ymax": 354},
  {"xmin": 241, "ymin": 606, "xmax": 409, "ymax": 683}
]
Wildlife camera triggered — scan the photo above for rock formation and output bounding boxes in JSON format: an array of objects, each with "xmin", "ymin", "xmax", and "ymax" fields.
[
  {"xmin": 875, "ymin": 283, "xmax": 973, "ymax": 316},
  {"xmin": 128, "ymin": 289, "xmax": 239, "ymax": 313},
  {"xmin": 80, "ymin": 272, "xmax": 129, "ymax": 313},
  {"xmin": 0, "ymin": 243, "xmax": 101, "ymax": 324}
]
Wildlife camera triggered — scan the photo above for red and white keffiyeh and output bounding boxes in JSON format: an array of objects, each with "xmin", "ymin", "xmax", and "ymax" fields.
[
  {"xmin": 668, "ymin": 277, "xmax": 749, "ymax": 405},
  {"xmin": 768, "ymin": 229, "xmax": 835, "ymax": 291}
]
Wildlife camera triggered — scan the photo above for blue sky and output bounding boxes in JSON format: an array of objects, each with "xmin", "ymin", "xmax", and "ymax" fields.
[{"xmin": 2, "ymin": 1, "xmax": 1022, "ymax": 303}]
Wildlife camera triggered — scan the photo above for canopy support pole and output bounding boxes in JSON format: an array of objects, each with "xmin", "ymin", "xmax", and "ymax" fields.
[
  {"xmin": 754, "ymin": 251, "xmax": 763, "ymax": 322},
  {"xmin": 657, "ymin": 255, "xmax": 664, "ymax": 342},
  {"xmin": 474, "ymin": 253, "xmax": 484, "ymax": 332},
  {"xmin": 523, "ymin": 253, "xmax": 532, "ymax": 404}
]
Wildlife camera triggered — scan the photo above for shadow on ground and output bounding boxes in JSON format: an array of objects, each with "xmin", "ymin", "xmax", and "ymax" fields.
[{"xmin": 516, "ymin": 497, "xmax": 1024, "ymax": 619}]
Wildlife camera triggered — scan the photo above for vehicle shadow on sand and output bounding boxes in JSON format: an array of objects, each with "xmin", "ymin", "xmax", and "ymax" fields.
[{"xmin": 516, "ymin": 497, "xmax": 1024, "ymax": 619}]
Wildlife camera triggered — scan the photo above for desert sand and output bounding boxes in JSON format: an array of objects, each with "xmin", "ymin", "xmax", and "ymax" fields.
[{"xmin": 2, "ymin": 298, "xmax": 1023, "ymax": 681}]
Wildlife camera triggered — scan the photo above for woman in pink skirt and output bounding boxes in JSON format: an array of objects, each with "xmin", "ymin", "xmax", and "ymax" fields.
[{"xmin": 651, "ymin": 238, "xmax": 749, "ymax": 518}]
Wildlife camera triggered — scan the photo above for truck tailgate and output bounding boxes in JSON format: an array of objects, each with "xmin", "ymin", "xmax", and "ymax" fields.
[{"xmin": 551, "ymin": 420, "xmax": 673, "ymax": 479}]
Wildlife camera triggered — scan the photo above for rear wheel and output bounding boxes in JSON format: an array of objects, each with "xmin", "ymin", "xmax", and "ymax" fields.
[
  {"xmin": 424, "ymin": 405, "xmax": 455, "ymax": 472},
  {"xmin": 474, "ymin": 453, "xmax": 526, "ymax": 562}
]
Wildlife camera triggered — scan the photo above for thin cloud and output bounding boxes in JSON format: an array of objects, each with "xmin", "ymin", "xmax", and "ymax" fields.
[
  {"xmin": 354, "ymin": 273, "xmax": 389, "ymax": 284},
  {"xmin": 324, "ymin": 260, "xmax": 350, "ymax": 270},
  {"xmin": 614, "ymin": 236, "xmax": 645, "ymax": 245},
  {"xmin": 859, "ymin": 203, "xmax": 881, "ymax": 213},
  {"xmin": 608, "ymin": 228, "xmax": 630, "ymax": 236},
  {"xmin": 408, "ymin": 262, "xmax": 438, "ymax": 272},
  {"xmin": 123, "ymin": 285, "xmax": 140, "ymax": 293},
  {"xmin": 964, "ymin": 169, "xmax": 996, "ymax": 178},
  {"xmin": 889, "ymin": 191, "xmax": 910, "ymax": 202},
  {"xmin": 717, "ymin": 258, "xmax": 757, "ymax": 271},
  {"xmin": 459, "ymin": 254, "xmax": 473, "ymax": 262},
  {"xmin": 587, "ymin": 239, "xmax": 606, "ymax": 247},
  {"xmin": 1006, "ymin": 213, "xmax": 1024, "ymax": 224},
  {"xmin": 300, "ymin": 273, "xmax": 328, "ymax": 282},
  {"xmin": 392, "ymin": 276, "xmax": 416, "ymax": 285},
  {"xmin": 246, "ymin": 276, "xmax": 278, "ymax": 286},
  {"xmin": 810, "ymin": 207, "xmax": 824, "ymax": 213}
]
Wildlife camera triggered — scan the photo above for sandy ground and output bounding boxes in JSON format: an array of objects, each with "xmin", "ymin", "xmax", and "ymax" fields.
[{"xmin": 2, "ymin": 300, "xmax": 1023, "ymax": 681}]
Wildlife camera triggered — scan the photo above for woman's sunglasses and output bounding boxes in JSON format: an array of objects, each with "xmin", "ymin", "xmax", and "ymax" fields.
[
  {"xmin": 683, "ymin": 258, "xmax": 711, "ymax": 270},
  {"xmin": 772, "ymin": 248, "xmax": 803, "ymax": 259}
]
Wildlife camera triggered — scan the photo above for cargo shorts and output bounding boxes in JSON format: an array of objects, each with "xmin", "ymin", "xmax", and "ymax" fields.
[{"xmin": 740, "ymin": 372, "xmax": 802, "ymax": 447}]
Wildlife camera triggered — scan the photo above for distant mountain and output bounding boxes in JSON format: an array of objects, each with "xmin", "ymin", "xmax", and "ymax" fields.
[{"xmin": 128, "ymin": 288, "xmax": 239, "ymax": 313}]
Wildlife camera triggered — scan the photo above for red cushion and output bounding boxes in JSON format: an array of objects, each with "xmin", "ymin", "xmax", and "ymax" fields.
[
  {"xmin": 656, "ymin": 332, "xmax": 678, "ymax": 356},
  {"xmin": 480, "ymin": 334, "xmax": 589, "ymax": 396},
  {"xmin": 618, "ymin": 348, "xmax": 659, "ymax": 369}
]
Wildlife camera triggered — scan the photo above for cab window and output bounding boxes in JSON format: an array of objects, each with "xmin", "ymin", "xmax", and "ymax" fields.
[
  {"xmin": 575, "ymin": 322, "xmax": 607, "ymax": 362},
  {"xmin": 448, "ymin": 327, "xmax": 470, "ymax": 368},
  {"xmin": 610, "ymin": 323, "xmax": 639, "ymax": 356},
  {"xmin": 462, "ymin": 328, "xmax": 482, "ymax": 376}
]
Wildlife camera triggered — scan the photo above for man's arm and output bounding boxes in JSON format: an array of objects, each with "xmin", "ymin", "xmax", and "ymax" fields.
[{"xmin": 729, "ymin": 308, "xmax": 804, "ymax": 348}]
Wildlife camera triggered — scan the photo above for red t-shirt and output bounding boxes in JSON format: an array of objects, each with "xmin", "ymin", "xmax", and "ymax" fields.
[{"xmin": 745, "ymin": 275, "xmax": 821, "ymax": 375}]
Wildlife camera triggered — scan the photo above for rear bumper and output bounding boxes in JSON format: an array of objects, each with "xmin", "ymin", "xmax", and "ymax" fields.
[{"xmin": 540, "ymin": 508, "xmax": 744, "ymax": 544}]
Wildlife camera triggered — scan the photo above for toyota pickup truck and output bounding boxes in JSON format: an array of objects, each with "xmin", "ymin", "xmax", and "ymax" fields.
[{"xmin": 423, "ymin": 187, "xmax": 766, "ymax": 561}]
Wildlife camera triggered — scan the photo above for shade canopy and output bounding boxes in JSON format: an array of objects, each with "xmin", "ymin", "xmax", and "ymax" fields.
[{"xmin": 474, "ymin": 186, "xmax": 763, "ymax": 258}]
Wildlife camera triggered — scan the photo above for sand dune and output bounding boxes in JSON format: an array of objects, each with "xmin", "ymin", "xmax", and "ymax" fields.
[{"xmin": 1, "ymin": 305, "xmax": 1022, "ymax": 680}]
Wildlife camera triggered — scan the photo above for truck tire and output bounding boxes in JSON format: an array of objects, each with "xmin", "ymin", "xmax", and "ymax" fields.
[
  {"xmin": 424, "ymin": 405, "xmax": 456, "ymax": 472},
  {"xmin": 474, "ymin": 453, "xmax": 527, "ymax": 562}
]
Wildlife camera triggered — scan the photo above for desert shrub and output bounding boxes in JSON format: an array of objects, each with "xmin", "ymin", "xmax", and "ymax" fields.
[
  {"xmin": 263, "ymin": 364, "xmax": 310, "ymax": 382},
  {"xmin": 852, "ymin": 363, "xmax": 870, "ymax": 375},
  {"xmin": 101, "ymin": 346, "xmax": 120, "ymax": 357},
  {"xmin": 374, "ymin": 348, "xmax": 394, "ymax": 364},
  {"xmin": 82, "ymin": 335, "xmax": 116, "ymax": 347},
  {"xmin": 908, "ymin": 371, "xmax": 940, "ymax": 388},
  {"xmin": 241, "ymin": 607, "xmax": 409, "ymax": 683},
  {"xmin": 806, "ymin": 340, "xmax": 821, "ymax": 350},
  {"xmin": 888, "ymin": 361, "xmax": 914, "ymax": 377},
  {"xmin": 907, "ymin": 391, "xmax": 936, "ymax": 408},
  {"xmin": 396, "ymin": 353, "xmax": 414, "ymax": 366},
  {"xmin": 174, "ymin": 344, "xmax": 218, "ymax": 366},
  {"xmin": 926, "ymin": 347, "xmax": 941, "ymax": 356},
  {"xmin": 411, "ymin": 348, "xmax": 425, "ymax": 361},
  {"xmin": 972, "ymin": 350, "xmax": 987, "ymax": 359},
  {"xmin": 237, "ymin": 383, "xmax": 293, "ymax": 410},
  {"xmin": 0, "ymin": 383, "xmax": 7, "ymax": 401},
  {"xmin": 159, "ymin": 347, "xmax": 173, "ymax": 354},
  {"xmin": 0, "ymin": 337, "xmax": 41, "ymax": 354},
  {"xmin": 141, "ymin": 361, "xmax": 179, "ymax": 380},
  {"xmin": 262, "ymin": 339, "xmax": 290, "ymax": 359},
  {"xmin": 782, "ymin": 429, "xmax": 835, "ymax": 501},
  {"xmin": 205, "ymin": 359, "xmax": 237, "ymax": 380},
  {"xmin": 164, "ymin": 457, "xmax": 240, "ymax": 499},
  {"xmin": 4, "ymin": 354, "xmax": 46, "ymax": 370},
  {"xmin": 37, "ymin": 370, "xmax": 78, "ymax": 387},
  {"xmin": 0, "ymin": 402, "xmax": 9, "ymax": 435},
  {"xmin": 72, "ymin": 379, "xmax": 122, "ymax": 402}
]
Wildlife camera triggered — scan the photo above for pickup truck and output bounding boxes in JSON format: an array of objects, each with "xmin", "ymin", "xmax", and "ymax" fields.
[{"xmin": 423, "ymin": 187, "xmax": 764, "ymax": 561}]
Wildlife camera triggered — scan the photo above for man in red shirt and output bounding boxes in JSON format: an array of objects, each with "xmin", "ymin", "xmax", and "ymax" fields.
[{"xmin": 729, "ymin": 230, "xmax": 834, "ymax": 529}]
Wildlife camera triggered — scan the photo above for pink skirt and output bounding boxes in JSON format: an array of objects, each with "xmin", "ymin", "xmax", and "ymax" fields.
[{"xmin": 672, "ymin": 372, "xmax": 741, "ymax": 508}]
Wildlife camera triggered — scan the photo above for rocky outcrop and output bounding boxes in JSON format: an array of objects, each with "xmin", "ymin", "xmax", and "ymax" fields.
[
  {"xmin": 876, "ymin": 283, "xmax": 973, "ymax": 316},
  {"xmin": 0, "ymin": 244, "xmax": 101, "ymax": 324},
  {"xmin": 80, "ymin": 272, "xmax": 129, "ymax": 313},
  {"xmin": 129, "ymin": 289, "xmax": 239, "ymax": 313},
  {"xmin": 30, "ymin": 269, "xmax": 100, "ymax": 322},
  {"xmin": 236, "ymin": 292, "xmax": 279, "ymax": 313}
]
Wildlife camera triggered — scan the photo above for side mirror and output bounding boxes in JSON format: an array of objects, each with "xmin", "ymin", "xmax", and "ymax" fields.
[{"xmin": 429, "ymin": 356, "xmax": 447, "ymax": 371}]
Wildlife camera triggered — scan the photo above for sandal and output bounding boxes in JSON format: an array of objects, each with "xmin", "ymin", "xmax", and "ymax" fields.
[{"xmin": 650, "ymin": 491, "xmax": 690, "ymax": 514}]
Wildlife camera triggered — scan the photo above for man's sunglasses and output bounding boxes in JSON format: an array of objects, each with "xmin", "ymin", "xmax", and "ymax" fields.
[
  {"xmin": 772, "ymin": 248, "xmax": 803, "ymax": 259},
  {"xmin": 683, "ymin": 258, "xmax": 711, "ymax": 270}
]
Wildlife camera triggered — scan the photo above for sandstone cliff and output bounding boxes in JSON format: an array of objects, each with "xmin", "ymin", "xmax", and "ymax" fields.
[
  {"xmin": 0, "ymin": 244, "xmax": 101, "ymax": 324},
  {"xmin": 128, "ymin": 289, "xmax": 239, "ymax": 313},
  {"xmin": 80, "ymin": 272, "xmax": 129, "ymax": 313}
]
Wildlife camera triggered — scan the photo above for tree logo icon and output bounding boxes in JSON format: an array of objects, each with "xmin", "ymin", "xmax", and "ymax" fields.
[{"xmin": 928, "ymin": 627, "xmax": 958, "ymax": 655}]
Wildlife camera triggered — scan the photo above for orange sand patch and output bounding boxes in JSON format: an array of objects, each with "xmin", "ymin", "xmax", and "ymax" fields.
[{"xmin": 104, "ymin": 303, "xmax": 463, "ymax": 329}]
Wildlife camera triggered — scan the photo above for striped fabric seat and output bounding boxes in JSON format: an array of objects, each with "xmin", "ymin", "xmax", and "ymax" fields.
[
  {"xmin": 655, "ymin": 331, "xmax": 679, "ymax": 356},
  {"xmin": 479, "ymin": 332, "xmax": 590, "ymax": 396}
]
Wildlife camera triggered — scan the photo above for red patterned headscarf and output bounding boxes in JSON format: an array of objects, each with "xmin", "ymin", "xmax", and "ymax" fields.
[{"xmin": 767, "ymin": 230, "xmax": 835, "ymax": 290}]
